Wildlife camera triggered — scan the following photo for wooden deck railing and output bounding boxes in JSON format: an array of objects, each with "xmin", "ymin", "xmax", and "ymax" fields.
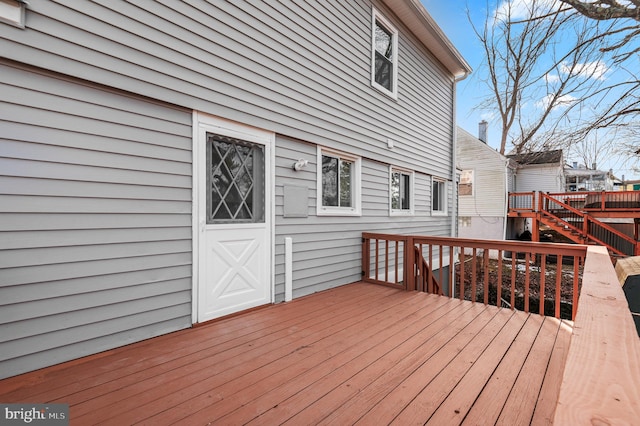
[
  {"xmin": 549, "ymin": 189, "xmax": 640, "ymax": 212},
  {"xmin": 540, "ymin": 192, "xmax": 639, "ymax": 256},
  {"xmin": 508, "ymin": 191, "xmax": 536, "ymax": 211},
  {"xmin": 362, "ymin": 233, "xmax": 587, "ymax": 320},
  {"xmin": 509, "ymin": 190, "xmax": 640, "ymax": 214},
  {"xmin": 554, "ymin": 245, "xmax": 640, "ymax": 424},
  {"xmin": 362, "ymin": 233, "xmax": 639, "ymax": 422}
]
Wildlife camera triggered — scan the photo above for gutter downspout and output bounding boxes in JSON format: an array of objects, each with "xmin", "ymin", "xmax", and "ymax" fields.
[
  {"xmin": 451, "ymin": 74, "xmax": 467, "ymax": 298},
  {"xmin": 451, "ymin": 80, "xmax": 458, "ymax": 242},
  {"xmin": 503, "ymin": 159, "xmax": 509, "ymax": 240},
  {"xmin": 450, "ymin": 68, "xmax": 471, "ymax": 298},
  {"xmin": 451, "ymin": 79, "xmax": 457, "ymax": 299}
]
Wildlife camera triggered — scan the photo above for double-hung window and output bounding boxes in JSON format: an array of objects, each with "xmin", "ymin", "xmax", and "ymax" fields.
[
  {"xmin": 371, "ymin": 9, "xmax": 398, "ymax": 98},
  {"xmin": 317, "ymin": 147, "xmax": 361, "ymax": 216},
  {"xmin": 390, "ymin": 167, "xmax": 414, "ymax": 215},
  {"xmin": 459, "ymin": 169, "xmax": 473, "ymax": 196},
  {"xmin": 432, "ymin": 178, "xmax": 447, "ymax": 215}
]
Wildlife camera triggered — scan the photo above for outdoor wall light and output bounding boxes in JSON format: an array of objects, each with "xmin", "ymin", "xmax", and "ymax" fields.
[
  {"xmin": 0, "ymin": 0, "xmax": 27, "ymax": 28},
  {"xmin": 292, "ymin": 159, "xmax": 308, "ymax": 171}
]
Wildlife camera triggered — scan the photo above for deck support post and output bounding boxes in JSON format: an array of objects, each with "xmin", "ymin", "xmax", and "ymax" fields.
[
  {"xmin": 405, "ymin": 236, "xmax": 415, "ymax": 291},
  {"xmin": 362, "ymin": 236, "xmax": 370, "ymax": 281},
  {"xmin": 531, "ymin": 216, "xmax": 539, "ymax": 243}
]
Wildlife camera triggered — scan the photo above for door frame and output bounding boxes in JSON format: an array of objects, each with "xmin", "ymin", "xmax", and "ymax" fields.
[{"xmin": 191, "ymin": 111, "xmax": 275, "ymax": 324}]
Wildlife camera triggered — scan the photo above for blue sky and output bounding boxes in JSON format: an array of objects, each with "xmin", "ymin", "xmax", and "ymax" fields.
[
  {"xmin": 421, "ymin": 0, "xmax": 640, "ymax": 180},
  {"xmin": 421, "ymin": 1, "xmax": 493, "ymax": 145}
]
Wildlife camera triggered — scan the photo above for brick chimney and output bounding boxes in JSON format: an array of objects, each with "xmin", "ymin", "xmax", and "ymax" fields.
[{"xmin": 478, "ymin": 120, "xmax": 488, "ymax": 143}]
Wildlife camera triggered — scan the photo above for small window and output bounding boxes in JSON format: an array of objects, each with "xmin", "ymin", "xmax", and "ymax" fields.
[
  {"xmin": 390, "ymin": 167, "xmax": 414, "ymax": 215},
  {"xmin": 459, "ymin": 169, "xmax": 473, "ymax": 196},
  {"xmin": 432, "ymin": 178, "xmax": 447, "ymax": 215},
  {"xmin": 317, "ymin": 147, "xmax": 361, "ymax": 216},
  {"xmin": 371, "ymin": 9, "xmax": 398, "ymax": 97}
]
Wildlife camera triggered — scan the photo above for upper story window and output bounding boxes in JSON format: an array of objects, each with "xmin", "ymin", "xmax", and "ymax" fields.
[
  {"xmin": 390, "ymin": 167, "xmax": 414, "ymax": 215},
  {"xmin": 317, "ymin": 147, "xmax": 362, "ymax": 216},
  {"xmin": 371, "ymin": 9, "xmax": 398, "ymax": 98},
  {"xmin": 432, "ymin": 178, "xmax": 447, "ymax": 215},
  {"xmin": 459, "ymin": 169, "xmax": 474, "ymax": 196}
]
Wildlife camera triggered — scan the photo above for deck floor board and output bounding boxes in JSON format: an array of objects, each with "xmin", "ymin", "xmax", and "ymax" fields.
[{"xmin": 0, "ymin": 282, "xmax": 571, "ymax": 425}]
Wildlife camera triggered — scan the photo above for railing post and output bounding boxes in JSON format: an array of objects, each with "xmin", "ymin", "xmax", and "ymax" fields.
[
  {"xmin": 538, "ymin": 191, "xmax": 543, "ymax": 213},
  {"xmin": 361, "ymin": 234, "xmax": 369, "ymax": 282},
  {"xmin": 405, "ymin": 236, "xmax": 415, "ymax": 291},
  {"xmin": 583, "ymin": 216, "xmax": 589, "ymax": 241}
]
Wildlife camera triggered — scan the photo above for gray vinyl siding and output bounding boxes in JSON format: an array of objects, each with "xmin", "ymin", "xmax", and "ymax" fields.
[
  {"xmin": 0, "ymin": 61, "xmax": 193, "ymax": 379},
  {"xmin": 0, "ymin": 0, "xmax": 460, "ymax": 378},
  {"xmin": 274, "ymin": 136, "xmax": 453, "ymax": 301},
  {"xmin": 0, "ymin": 0, "xmax": 455, "ymax": 178}
]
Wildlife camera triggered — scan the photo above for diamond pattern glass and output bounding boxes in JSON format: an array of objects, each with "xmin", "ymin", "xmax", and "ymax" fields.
[{"xmin": 207, "ymin": 134, "xmax": 265, "ymax": 223}]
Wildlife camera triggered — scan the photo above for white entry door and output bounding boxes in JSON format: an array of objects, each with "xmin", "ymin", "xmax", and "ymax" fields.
[{"xmin": 196, "ymin": 115, "xmax": 272, "ymax": 322}]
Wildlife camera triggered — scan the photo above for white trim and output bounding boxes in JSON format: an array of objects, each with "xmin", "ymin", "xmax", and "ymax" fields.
[
  {"xmin": 191, "ymin": 111, "xmax": 199, "ymax": 324},
  {"xmin": 459, "ymin": 169, "xmax": 474, "ymax": 197},
  {"xmin": 432, "ymin": 177, "xmax": 448, "ymax": 216},
  {"xmin": 371, "ymin": 7, "xmax": 399, "ymax": 99},
  {"xmin": 285, "ymin": 237, "xmax": 293, "ymax": 302},
  {"xmin": 191, "ymin": 112, "xmax": 275, "ymax": 323},
  {"xmin": 389, "ymin": 165, "xmax": 415, "ymax": 216},
  {"xmin": 316, "ymin": 146, "xmax": 362, "ymax": 217}
]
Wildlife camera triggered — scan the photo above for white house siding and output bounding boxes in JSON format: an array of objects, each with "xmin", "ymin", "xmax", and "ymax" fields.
[
  {"xmin": 515, "ymin": 164, "xmax": 565, "ymax": 194},
  {"xmin": 0, "ymin": 0, "xmax": 455, "ymax": 179},
  {"xmin": 508, "ymin": 168, "xmax": 517, "ymax": 193},
  {"xmin": 457, "ymin": 128, "xmax": 507, "ymax": 240},
  {"xmin": 0, "ymin": 61, "xmax": 193, "ymax": 379},
  {"xmin": 274, "ymin": 136, "xmax": 454, "ymax": 301}
]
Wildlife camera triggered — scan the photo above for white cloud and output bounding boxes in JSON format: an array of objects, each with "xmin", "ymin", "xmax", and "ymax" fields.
[
  {"xmin": 545, "ymin": 61, "xmax": 610, "ymax": 84},
  {"xmin": 536, "ymin": 93, "xmax": 577, "ymax": 110},
  {"xmin": 494, "ymin": 0, "xmax": 562, "ymax": 21},
  {"xmin": 545, "ymin": 73, "xmax": 561, "ymax": 83},
  {"xmin": 560, "ymin": 60, "xmax": 610, "ymax": 80}
]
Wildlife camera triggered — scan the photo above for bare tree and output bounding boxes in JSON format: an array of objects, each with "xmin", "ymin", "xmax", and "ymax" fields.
[
  {"xmin": 472, "ymin": 0, "xmax": 615, "ymax": 156},
  {"xmin": 555, "ymin": 1, "xmax": 640, "ymax": 170},
  {"xmin": 559, "ymin": 1, "xmax": 639, "ymax": 21},
  {"xmin": 568, "ymin": 130, "xmax": 619, "ymax": 169}
]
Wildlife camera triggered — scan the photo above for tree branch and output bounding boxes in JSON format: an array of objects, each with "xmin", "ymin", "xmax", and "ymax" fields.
[{"xmin": 559, "ymin": 0, "xmax": 640, "ymax": 21}]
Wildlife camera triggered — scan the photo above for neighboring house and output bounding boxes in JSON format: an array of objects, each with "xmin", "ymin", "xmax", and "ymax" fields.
[
  {"xmin": 507, "ymin": 150, "xmax": 565, "ymax": 194},
  {"xmin": 564, "ymin": 162, "xmax": 618, "ymax": 192},
  {"xmin": 620, "ymin": 179, "xmax": 640, "ymax": 191},
  {"xmin": 504, "ymin": 150, "xmax": 564, "ymax": 240},
  {"xmin": 456, "ymin": 125, "xmax": 515, "ymax": 241},
  {"xmin": 0, "ymin": 1, "xmax": 470, "ymax": 378}
]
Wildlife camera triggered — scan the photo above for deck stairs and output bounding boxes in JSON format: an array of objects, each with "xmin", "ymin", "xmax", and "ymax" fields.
[
  {"xmin": 539, "ymin": 192, "xmax": 639, "ymax": 257},
  {"xmin": 414, "ymin": 246, "xmax": 441, "ymax": 294}
]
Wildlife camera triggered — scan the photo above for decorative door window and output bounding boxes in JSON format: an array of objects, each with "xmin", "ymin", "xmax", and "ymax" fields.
[{"xmin": 206, "ymin": 134, "xmax": 265, "ymax": 223}]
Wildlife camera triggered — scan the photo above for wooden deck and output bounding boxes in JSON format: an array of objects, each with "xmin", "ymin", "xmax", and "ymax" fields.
[{"xmin": 0, "ymin": 282, "xmax": 572, "ymax": 425}]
